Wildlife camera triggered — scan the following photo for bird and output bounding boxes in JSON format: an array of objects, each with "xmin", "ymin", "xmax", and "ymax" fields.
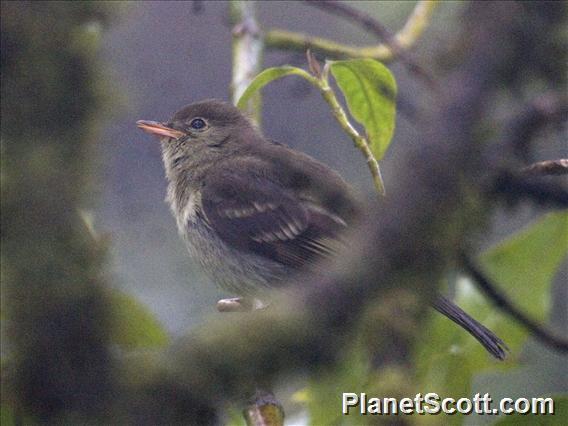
[{"xmin": 137, "ymin": 99, "xmax": 507, "ymax": 359}]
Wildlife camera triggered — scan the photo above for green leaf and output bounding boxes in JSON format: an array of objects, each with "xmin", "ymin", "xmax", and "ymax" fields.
[
  {"xmin": 468, "ymin": 211, "xmax": 567, "ymax": 354},
  {"xmin": 329, "ymin": 59, "xmax": 397, "ymax": 160},
  {"xmin": 304, "ymin": 332, "xmax": 413, "ymax": 425},
  {"xmin": 470, "ymin": 347, "xmax": 568, "ymax": 426},
  {"xmin": 414, "ymin": 212, "xmax": 568, "ymax": 424},
  {"xmin": 108, "ymin": 288, "xmax": 169, "ymax": 349},
  {"xmin": 236, "ymin": 66, "xmax": 313, "ymax": 110},
  {"xmin": 480, "ymin": 211, "xmax": 568, "ymax": 322},
  {"xmin": 305, "ymin": 344, "xmax": 372, "ymax": 425}
]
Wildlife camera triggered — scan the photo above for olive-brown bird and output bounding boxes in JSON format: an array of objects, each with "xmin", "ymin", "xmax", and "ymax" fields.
[{"xmin": 137, "ymin": 99, "xmax": 507, "ymax": 359}]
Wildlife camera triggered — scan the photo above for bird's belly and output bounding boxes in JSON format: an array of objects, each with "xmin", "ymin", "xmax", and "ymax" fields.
[{"xmin": 182, "ymin": 221, "xmax": 289, "ymax": 296}]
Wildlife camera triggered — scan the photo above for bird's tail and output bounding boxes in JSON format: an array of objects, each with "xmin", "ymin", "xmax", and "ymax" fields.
[{"xmin": 433, "ymin": 296, "xmax": 508, "ymax": 360}]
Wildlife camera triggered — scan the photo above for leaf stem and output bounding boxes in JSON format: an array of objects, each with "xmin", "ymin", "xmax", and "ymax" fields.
[
  {"xmin": 303, "ymin": 70, "xmax": 386, "ymax": 196},
  {"xmin": 237, "ymin": 64, "xmax": 388, "ymax": 196}
]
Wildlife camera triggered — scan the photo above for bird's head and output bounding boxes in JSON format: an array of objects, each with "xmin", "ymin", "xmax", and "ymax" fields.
[{"xmin": 137, "ymin": 99, "xmax": 259, "ymax": 174}]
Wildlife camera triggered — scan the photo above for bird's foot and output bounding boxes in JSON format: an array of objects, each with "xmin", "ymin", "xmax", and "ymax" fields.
[{"xmin": 216, "ymin": 297, "xmax": 268, "ymax": 312}]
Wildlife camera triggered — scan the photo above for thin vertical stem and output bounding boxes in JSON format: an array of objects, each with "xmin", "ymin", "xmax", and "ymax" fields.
[{"xmin": 230, "ymin": 0, "xmax": 264, "ymax": 123}]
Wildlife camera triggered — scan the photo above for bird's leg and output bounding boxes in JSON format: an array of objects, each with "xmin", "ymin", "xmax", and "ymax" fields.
[
  {"xmin": 217, "ymin": 297, "xmax": 252, "ymax": 312},
  {"xmin": 216, "ymin": 297, "xmax": 269, "ymax": 312}
]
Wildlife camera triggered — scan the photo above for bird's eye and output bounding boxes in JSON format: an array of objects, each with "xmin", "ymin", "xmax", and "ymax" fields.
[{"xmin": 189, "ymin": 118, "xmax": 207, "ymax": 130}]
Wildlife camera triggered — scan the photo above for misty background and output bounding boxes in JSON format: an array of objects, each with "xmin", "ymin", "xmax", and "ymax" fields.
[{"xmin": 96, "ymin": 1, "xmax": 565, "ymax": 340}]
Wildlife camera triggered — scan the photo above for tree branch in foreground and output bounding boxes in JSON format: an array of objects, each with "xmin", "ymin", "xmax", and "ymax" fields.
[{"xmin": 243, "ymin": 390, "xmax": 285, "ymax": 426}]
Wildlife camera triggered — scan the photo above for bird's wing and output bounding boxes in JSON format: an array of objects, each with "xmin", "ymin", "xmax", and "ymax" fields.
[{"xmin": 199, "ymin": 167, "xmax": 349, "ymax": 270}]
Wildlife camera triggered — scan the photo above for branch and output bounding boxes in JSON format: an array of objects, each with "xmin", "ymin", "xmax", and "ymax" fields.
[
  {"xmin": 265, "ymin": 1, "xmax": 438, "ymax": 62},
  {"xmin": 461, "ymin": 254, "xmax": 568, "ymax": 354},
  {"xmin": 243, "ymin": 390, "xmax": 285, "ymax": 426},
  {"xmin": 303, "ymin": 0, "xmax": 435, "ymax": 88},
  {"xmin": 230, "ymin": 0, "xmax": 264, "ymax": 122},
  {"xmin": 521, "ymin": 159, "xmax": 568, "ymax": 176},
  {"xmin": 306, "ymin": 0, "xmax": 408, "ymax": 47}
]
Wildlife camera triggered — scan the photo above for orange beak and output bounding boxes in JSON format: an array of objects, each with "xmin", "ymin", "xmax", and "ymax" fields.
[{"xmin": 136, "ymin": 120, "xmax": 185, "ymax": 139}]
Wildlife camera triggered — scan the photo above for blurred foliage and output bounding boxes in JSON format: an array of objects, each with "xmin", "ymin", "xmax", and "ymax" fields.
[
  {"xmin": 1, "ymin": 1, "xmax": 566, "ymax": 425},
  {"xmin": 0, "ymin": 1, "xmax": 150, "ymax": 423},
  {"xmin": 281, "ymin": 213, "xmax": 566, "ymax": 425},
  {"xmin": 300, "ymin": 345, "xmax": 415, "ymax": 425},
  {"xmin": 108, "ymin": 288, "xmax": 169, "ymax": 349},
  {"xmin": 414, "ymin": 212, "xmax": 567, "ymax": 425},
  {"xmin": 1, "ymin": 2, "xmax": 110, "ymax": 142},
  {"xmin": 480, "ymin": 212, "xmax": 567, "ymax": 324},
  {"xmin": 1, "ymin": 1, "xmax": 171, "ymax": 421}
]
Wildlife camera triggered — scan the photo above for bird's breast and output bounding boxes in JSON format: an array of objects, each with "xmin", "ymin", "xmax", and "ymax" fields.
[
  {"xmin": 165, "ymin": 181, "xmax": 203, "ymax": 235},
  {"xmin": 178, "ymin": 190, "xmax": 202, "ymax": 236}
]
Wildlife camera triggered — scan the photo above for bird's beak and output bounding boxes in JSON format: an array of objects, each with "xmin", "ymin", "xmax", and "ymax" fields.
[{"xmin": 136, "ymin": 120, "xmax": 185, "ymax": 139}]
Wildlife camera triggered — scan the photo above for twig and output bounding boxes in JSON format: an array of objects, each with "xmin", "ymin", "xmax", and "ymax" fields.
[
  {"xmin": 295, "ymin": 60, "xmax": 387, "ymax": 195},
  {"xmin": 460, "ymin": 254, "xmax": 568, "ymax": 354},
  {"xmin": 306, "ymin": 0, "xmax": 406, "ymax": 47},
  {"xmin": 521, "ymin": 159, "xmax": 568, "ymax": 176},
  {"xmin": 319, "ymin": 77, "xmax": 386, "ymax": 195},
  {"xmin": 230, "ymin": 0, "xmax": 264, "ymax": 122},
  {"xmin": 243, "ymin": 390, "xmax": 285, "ymax": 426},
  {"xmin": 265, "ymin": 1, "xmax": 437, "ymax": 62},
  {"xmin": 304, "ymin": 0, "xmax": 436, "ymax": 88},
  {"xmin": 306, "ymin": 49, "xmax": 322, "ymax": 79}
]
